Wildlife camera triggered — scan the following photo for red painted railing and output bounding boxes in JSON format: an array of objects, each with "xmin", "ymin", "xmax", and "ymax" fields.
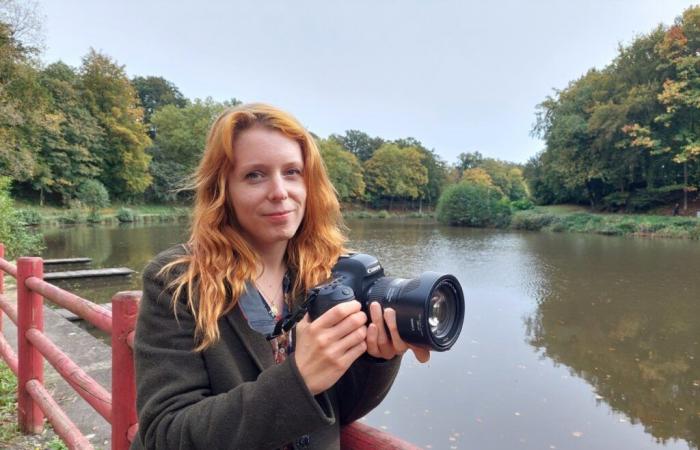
[{"xmin": 0, "ymin": 243, "xmax": 420, "ymax": 450}]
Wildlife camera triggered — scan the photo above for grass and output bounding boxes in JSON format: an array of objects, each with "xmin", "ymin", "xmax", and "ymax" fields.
[
  {"xmin": 1, "ymin": 363, "xmax": 68, "ymax": 450},
  {"xmin": 15, "ymin": 202, "xmax": 191, "ymax": 226},
  {"xmin": 510, "ymin": 207, "xmax": 700, "ymax": 239}
]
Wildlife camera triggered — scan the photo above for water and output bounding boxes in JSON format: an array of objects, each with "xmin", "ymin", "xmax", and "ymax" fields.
[{"xmin": 39, "ymin": 220, "xmax": 700, "ymax": 449}]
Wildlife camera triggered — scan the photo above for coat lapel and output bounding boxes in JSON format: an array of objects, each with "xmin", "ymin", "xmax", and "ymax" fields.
[{"xmin": 225, "ymin": 305, "xmax": 275, "ymax": 371}]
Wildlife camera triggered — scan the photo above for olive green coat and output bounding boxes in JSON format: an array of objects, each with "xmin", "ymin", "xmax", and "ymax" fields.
[{"xmin": 131, "ymin": 246, "xmax": 401, "ymax": 450}]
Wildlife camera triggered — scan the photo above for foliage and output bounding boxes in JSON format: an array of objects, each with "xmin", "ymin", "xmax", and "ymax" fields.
[
  {"xmin": 0, "ymin": 177, "xmax": 43, "ymax": 257},
  {"xmin": 132, "ymin": 75, "xmax": 187, "ymax": 124},
  {"xmin": 317, "ymin": 138, "xmax": 365, "ymax": 201},
  {"xmin": 461, "ymin": 167, "xmax": 495, "ymax": 187},
  {"xmin": 510, "ymin": 198, "xmax": 534, "ymax": 211},
  {"xmin": 116, "ymin": 207, "xmax": 136, "ymax": 223},
  {"xmin": 76, "ymin": 179, "xmax": 109, "ymax": 212},
  {"xmin": 364, "ymin": 143, "xmax": 428, "ymax": 204},
  {"xmin": 16, "ymin": 208, "xmax": 41, "ymax": 225},
  {"xmin": 529, "ymin": 6, "xmax": 700, "ymax": 210},
  {"xmin": 329, "ymin": 130, "xmax": 384, "ymax": 162},
  {"xmin": 80, "ymin": 49, "xmax": 152, "ymax": 199},
  {"xmin": 147, "ymin": 98, "xmax": 226, "ymax": 202},
  {"xmin": 436, "ymin": 182, "xmax": 512, "ymax": 228}
]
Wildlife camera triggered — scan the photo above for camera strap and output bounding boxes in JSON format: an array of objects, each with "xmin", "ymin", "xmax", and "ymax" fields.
[{"xmin": 266, "ymin": 288, "xmax": 319, "ymax": 340}]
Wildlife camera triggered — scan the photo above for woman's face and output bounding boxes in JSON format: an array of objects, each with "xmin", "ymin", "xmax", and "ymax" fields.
[{"xmin": 228, "ymin": 126, "xmax": 307, "ymax": 253}]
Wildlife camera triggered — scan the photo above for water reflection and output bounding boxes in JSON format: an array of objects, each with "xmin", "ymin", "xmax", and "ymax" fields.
[
  {"xmin": 522, "ymin": 233, "xmax": 700, "ymax": 448},
  {"xmin": 36, "ymin": 220, "xmax": 700, "ymax": 449}
]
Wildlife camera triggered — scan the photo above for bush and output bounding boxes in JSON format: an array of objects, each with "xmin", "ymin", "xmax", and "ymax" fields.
[
  {"xmin": 510, "ymin": 198, "xmax": 534, "ymax": 211},
  {"xmin": 0, "ymin": 178, "xmax": 44, "ymax": 258},
  {"xmin": 117, "ymin": 208, "xmax": 136, "ymax": 223},
  {"xmin": 16, "ymin": 208, "xmax": 42, "ymax": 226},
  {"xmin": 59, "ymin": 209, "xmax": 84, "ymax": 224},
  {"xmin": 87, "ymin": 210, "xmax": 102, "ymax": 224},
  {"xmin": 510, "ymin": 212, "xmax": 557, "ymax": 231},
  {"xmin": 437, "ymin": 183, "xmax": 512, "ymax": 228},
  {"xmin": 376, "ymin": 210, "xmax": 391, "ymax": 219},
  {"xmin": 76, "ymin": 180, "xmax": 110, "ymax": 213}
]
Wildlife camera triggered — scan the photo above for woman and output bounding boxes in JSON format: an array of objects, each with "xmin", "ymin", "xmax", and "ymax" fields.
[{"xmin": 132, "ymin": 103, "xmax": 429, "ymax": 450}]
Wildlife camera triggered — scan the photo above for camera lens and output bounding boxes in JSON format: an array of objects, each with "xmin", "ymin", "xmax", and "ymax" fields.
[
  {"xmin": 428, "ymin": 282, "xmax": 456, "ymax": 339},
  {"xmin": 366, "ymin": 273, "xmax": 464, "ymax": 351}
]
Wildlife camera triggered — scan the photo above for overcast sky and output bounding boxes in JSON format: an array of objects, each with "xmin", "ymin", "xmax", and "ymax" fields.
[{"xmin": 35, "ymin": 0, "xmax": 698, "ymax": 165}]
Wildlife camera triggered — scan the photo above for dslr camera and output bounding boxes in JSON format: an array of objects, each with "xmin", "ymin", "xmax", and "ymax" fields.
[{"xmin": 307, "ymin": 254, "xmax": 465, "ymax": 352}]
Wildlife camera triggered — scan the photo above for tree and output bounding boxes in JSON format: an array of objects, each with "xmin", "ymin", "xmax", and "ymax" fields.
[
  {"xmin": 32, "ymin": 61, "xmax": 103, "ymax": 204},
  {"xmin": 76, "ymin": 179, "xmax": 109, "ymax": 214},
  {"xmin": 461, "ymin": 167, "xmax": 495, "ymax": 188},
  {"xmin": 436, "ymin": 182, "xmax": 511, "ymax": 228},
  {"xmin": 147, "ymin": 98, "xmax": 226, "ymax": 202},
  {"xmin": 363, "ymin": 143, "xmax": 427, "ymax": 207},
  {"xmin": 317, "ymin": 138, "xmax": 365, "ymax": 201},
  {"xmin": 394, "ymin": 137, "xmax": 448, "ymax": 210},
  {"xmin": 329, "ymin": 130, "xmax": 384, "ymax": 162},
  {"xmin": 457, "ymin": 151, "xmax": 484, "ymax": 171},
  {"xmin": 132, "ymin": 75, "xmax": 187, "ymax": 126},
  {"xmin": 80, "ymin": 49, "xmax": 152, "ymax": 199}
]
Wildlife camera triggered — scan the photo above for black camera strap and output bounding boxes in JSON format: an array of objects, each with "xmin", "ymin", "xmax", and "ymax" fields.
[{"xmin": 266, "ymin": 288, "xmax": 319, "ymax": 340}]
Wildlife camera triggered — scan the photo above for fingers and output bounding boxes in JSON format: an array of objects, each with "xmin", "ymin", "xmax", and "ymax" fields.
[
  {"xmin": 313, "ymin": 300, "xmax": 362, "ymax": 328},
  {"xmin": 383, "ymin": 308, "xmax": 408, "ymax": 354}
]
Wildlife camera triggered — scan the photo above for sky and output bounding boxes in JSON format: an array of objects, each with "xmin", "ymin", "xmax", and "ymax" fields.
[{"xmin": 34, "ymin": 0, "xmax": 699, "ymax": 165}]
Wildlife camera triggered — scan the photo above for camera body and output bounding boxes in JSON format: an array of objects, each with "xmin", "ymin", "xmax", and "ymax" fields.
[{"xmin": 307, "ymin": 253, "xmax": 464, "ymax": 352}]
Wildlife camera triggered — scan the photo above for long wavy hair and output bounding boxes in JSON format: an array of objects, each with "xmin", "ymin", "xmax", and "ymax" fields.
[{"xmin": 161, "ymin": 103, "xmax": 346, "ymax": 350}]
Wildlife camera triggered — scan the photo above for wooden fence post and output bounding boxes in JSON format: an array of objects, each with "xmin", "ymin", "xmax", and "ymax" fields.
[
  {"xmin": 17, "ymin": 257, "xmax": 45, "ymax": 434},
  {"xmin": 112, "ymin": 291, "xmax": 140, "ymax": 450},
  {"xmin": 0, "ymin": 244, "xmax": 4, "ymax": 333}
]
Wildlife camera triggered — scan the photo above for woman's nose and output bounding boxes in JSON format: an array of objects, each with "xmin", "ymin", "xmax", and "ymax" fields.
[{"xmin": 268, "ymin": 174, "xmax": 289, "ymax": 201}]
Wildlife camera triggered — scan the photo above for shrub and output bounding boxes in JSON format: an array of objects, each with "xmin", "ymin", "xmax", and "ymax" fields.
[
  {"xmin": 16, "ymin": 208, "xmax": 42, "ymax": 226},
  {"xmin": 510, "ymin": 198, "xmax": 535, "ymax": 211},
  {"xmin": 87, "ymin": 210, "xmax": 102, "ymax": 224},
  {"xmin": 510, "ymin": 212, "xmax": 557, "ymax": 231},
  {"xmin": 59, "ymin": 209, "xmax": 84, "ymax": 224},
  {"xmin": 117, "ymin": 208, "xmax": 136, "ymax": 223},
  {"xmin": 436, "ymin": 182, "xmax": 512, "ymax": 228},
  {"xmin": 0, "ymin": 178, "xmax": 44, "ymax": 258},
  {"xmin": 376, "ymin": 210, "xmax": 391, "ymax": 219},
  {"xmin": 76, "ymin": 180, "xmax": 110, "ymax": 213}
]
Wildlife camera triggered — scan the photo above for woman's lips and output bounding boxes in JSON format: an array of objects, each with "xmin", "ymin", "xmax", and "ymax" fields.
[{"xmin": 263, "ymin": 210, "xmax": 293, "ymax": 221}]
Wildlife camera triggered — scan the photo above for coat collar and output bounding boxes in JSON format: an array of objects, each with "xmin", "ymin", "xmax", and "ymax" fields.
[{"xmin": 225, "ymin": 305, "xmax": 275, "ymax": 371}]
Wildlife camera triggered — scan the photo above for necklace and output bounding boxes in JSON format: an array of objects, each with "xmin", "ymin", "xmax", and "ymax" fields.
[{"xmin": 255, "ymin": 279, "xmax": 283, "ymax": 317}]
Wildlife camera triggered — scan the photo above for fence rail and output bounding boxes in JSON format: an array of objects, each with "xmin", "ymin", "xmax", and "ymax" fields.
[{"xmin": 0, "ymin": 243, "xmax": 420, "ymax": 450}]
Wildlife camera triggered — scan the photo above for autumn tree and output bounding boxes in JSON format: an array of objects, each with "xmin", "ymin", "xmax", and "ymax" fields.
[
  {"xmin": 132, "ymin": 75, "xmax": 187, "ymax": 126},
  {"xmin": 317, "ymin": 138, "xmax": 365, "ymax": 201},
  {"xmin": 147, "ymin": 98, "xmax": 228, "ymax": 202},
  {"xmin": 329, "ymin": 129, "xmax": 384, "ymax": 162},
  {"xmin": 363, "ymin": 143, "xmax": 427, "ymax": 208},
  {"xmin": 80, "ymin": 49, "xmax": 152, "ymax": 199}
]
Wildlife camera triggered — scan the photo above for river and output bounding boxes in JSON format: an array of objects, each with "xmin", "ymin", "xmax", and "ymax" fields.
[{"xmin": 40, "ymin": 219, "xmax": 700, "ymax": 450}]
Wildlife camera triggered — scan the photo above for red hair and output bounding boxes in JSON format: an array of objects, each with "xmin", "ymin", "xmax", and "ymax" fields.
[{"xmin": 162, "ymin": 103, "xmax": 346, "ymax": 350}]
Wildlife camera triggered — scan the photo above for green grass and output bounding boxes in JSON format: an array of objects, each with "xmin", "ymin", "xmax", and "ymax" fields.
[
  {"xmin": 14, "ymin": 203, "xmax": 191, "ymax": 226},
  {"xmin": 0, "ymin": 363, "xmax": 20, "ymax": 445},
  {"xmin": 510, "ymin": 207, "xmax": 700, "ymax": 239}
]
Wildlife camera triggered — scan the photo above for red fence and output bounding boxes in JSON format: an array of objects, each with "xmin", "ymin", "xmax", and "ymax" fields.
[{"xmin": 0, "ymin": 244, "xmax": 420, "ymax": 450}]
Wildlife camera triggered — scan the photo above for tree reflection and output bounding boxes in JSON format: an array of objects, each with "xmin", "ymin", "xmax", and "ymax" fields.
[{"xmin": 526, "ymin": 284, "xmax": 699, "ymax": 448}]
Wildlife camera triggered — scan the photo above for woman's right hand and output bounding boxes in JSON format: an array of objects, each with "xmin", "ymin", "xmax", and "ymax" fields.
[{"xmin": 294, "ymin": 301, "xmax": 368, "ymax": 395}]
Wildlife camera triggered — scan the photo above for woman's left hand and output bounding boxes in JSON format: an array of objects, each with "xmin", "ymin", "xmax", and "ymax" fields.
[{"xmin": 366, "ymin": 302, "xmax": 430, "ymax": 363}]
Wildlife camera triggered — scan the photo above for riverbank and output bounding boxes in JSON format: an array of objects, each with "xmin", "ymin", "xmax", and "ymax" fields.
[
  {"xmin": 510, "ymin": 205, "xmax": 700, "ymax": 239},
  {"xmin": 16, "ymin": 203, "xmax": 435, "ymax": 225}
]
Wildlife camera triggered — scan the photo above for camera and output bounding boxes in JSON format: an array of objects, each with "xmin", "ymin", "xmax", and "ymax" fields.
[{"xmin": 307, "ymin": 253, "xmax": 465, "ymax": 352}]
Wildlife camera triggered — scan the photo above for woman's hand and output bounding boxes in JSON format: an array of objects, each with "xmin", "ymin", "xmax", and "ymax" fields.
[
  {"xmin": 366, "ymin": 302, "xmax": 430, "ymax": 363},
  {"xmin": 294, "ymin": 301, "xmax": 368, "ymax": 395}
]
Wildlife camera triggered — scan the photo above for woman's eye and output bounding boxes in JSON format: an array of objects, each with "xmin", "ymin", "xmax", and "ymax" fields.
[
  {"xmin": 245, "ymin": 171, "xmax": 263, "ymax": 180},
  {"xmin": 286, "ymin": 168, "xmax": 303, "ymax": 176}
]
